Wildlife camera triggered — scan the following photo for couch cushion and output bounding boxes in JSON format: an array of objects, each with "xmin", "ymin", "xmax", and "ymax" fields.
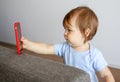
[{"xmin": 0, "ymin": 45, "xmax": 90, "ymax": 82}]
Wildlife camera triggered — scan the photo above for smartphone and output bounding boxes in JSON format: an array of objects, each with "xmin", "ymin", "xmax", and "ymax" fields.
[{"xmin": 14, "ymin": 22, "xmax": 23, "ymax": 55}]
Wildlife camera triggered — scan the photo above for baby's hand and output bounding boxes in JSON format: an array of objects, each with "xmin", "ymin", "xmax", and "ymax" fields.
[{"xmin": 21, "ymin": 36, "xmax": 29, "ymax": 49}]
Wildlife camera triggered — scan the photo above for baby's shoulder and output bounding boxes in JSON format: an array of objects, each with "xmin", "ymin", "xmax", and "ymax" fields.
[{"xmin": 89, "ymin": 44, "xmax": 103, "ymax": 59}]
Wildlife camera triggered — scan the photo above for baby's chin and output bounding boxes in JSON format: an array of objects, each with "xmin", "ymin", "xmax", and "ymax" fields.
[
  {"xmin": 66, "ymin": 41, "xmax": 75, "ymax": 47},
  {"xmin": 66, "ymin": 41, "xmax": 71, "ymax": 45}
]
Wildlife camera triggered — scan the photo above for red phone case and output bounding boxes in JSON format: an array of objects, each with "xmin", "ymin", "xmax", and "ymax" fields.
[{"xmin": 14, "ymin": 22, "xmax": 23, "ymax": 55}]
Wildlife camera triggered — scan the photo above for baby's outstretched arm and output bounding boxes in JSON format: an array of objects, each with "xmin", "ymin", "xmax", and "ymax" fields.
[{"xmin": 21, "ymin": 37, "xmax": 55, "ymax": 55}]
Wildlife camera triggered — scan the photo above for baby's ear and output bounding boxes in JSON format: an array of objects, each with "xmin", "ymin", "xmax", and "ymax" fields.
[{"xmin": 85, "ymin": 28, "xmax": 91, "ymax": 37}]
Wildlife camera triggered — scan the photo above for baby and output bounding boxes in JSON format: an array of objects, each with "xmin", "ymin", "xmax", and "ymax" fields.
[{"xmin": 21, "ymin": 6, "xmax": 115, "ymax": 82}]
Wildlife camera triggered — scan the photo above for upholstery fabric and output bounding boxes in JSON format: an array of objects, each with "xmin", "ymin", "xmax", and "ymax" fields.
[{"xmin": 0, "ymin": 45, "xmax": 90, "ymax": 82}]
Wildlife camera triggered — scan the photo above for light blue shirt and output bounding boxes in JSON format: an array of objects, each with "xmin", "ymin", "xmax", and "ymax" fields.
[{"xmin": 54, "ymin": 42, "xmax": 108, "ymax": 82}]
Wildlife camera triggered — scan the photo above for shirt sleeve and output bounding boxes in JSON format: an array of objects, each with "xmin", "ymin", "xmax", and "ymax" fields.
[
  {"xmin": 54, "ymin": 42, "xmax": 67, "ymax": 57},
  {"xmin": 93, "ymin": 51, "xmax": 108, "ymax": 71}
]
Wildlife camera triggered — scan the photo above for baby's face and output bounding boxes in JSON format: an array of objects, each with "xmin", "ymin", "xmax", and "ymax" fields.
[{"xmin": 64, "ymin": 17, "xmax": 85, "ymax": 48}]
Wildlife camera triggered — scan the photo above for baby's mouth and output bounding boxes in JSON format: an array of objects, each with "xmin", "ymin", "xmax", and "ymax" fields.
[{"xmin": 65, "ymin": 39, "xmax": 69, "ymax": 42}]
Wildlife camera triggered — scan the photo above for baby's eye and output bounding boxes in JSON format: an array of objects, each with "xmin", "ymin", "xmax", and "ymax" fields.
[
  {"xmin": 68, "ymin": 29, "xmax": 72, "ymax": 32},
  {"xmin": 64, "ymin": 28, "xmax": 73, "ymax": 32}
]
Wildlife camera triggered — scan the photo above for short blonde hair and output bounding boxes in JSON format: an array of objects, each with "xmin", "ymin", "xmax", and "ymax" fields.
[{"xmin": 63, "ymin": 6, "xmax": 98, "ymax": 43}]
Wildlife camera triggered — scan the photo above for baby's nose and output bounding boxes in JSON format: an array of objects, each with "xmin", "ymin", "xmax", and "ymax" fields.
[
  {"xmin": 64, "ymin": 33, "xmax": 68, "ymax": 39},
  {"xmin": 64, "ymin": 30, "xmax": 68, "ymax": 36}
]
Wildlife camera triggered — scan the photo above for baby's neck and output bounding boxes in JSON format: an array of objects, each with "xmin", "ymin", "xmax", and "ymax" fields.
[{"xmin": 72, "ymin": 42, "xmax": 90, "ymax": 52}]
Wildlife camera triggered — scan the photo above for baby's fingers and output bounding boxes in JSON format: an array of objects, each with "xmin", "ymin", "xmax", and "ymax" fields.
[{"xmin": 21, "ymin": 36, "xmax": 28, "ymax": 49}]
